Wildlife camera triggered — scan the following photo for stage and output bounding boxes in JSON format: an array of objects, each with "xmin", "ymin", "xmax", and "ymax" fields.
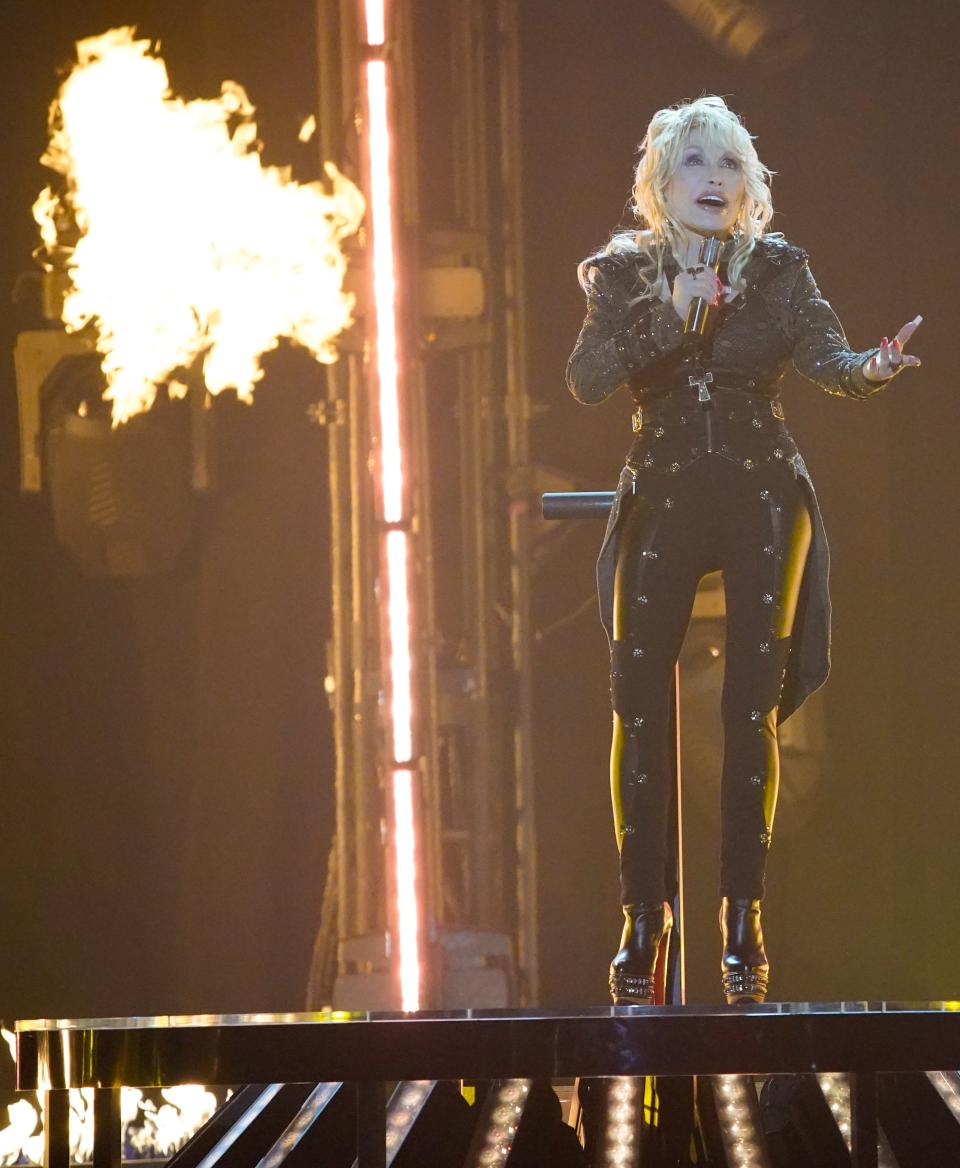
[{"xmin": 16, "ymin": 1002, "xmax": 960, "ymax": 1167}]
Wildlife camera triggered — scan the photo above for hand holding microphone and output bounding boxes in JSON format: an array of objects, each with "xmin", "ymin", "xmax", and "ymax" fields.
[{"xmin": 670, "ymin": 236, "xmax": 728, "ymax": 332}]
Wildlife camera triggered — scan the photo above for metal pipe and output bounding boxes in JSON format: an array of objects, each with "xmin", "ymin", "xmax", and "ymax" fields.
[{"xmin": 541, "ymin": 491, "xmax": 615, "ymax": 520}]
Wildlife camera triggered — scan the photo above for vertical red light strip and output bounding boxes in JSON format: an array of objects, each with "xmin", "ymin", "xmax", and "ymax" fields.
[
  {"xmin": 386, "ymin": 529, "xmax": 414, "ymax": 762},
  {"xmin": 362, "ymin": 0, "xmax": 421, "ymax": 1012}
]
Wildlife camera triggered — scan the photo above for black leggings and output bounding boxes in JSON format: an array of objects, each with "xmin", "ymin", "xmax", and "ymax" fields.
[{"xmin": 611, "ymin": 453, "xmax": 812, "ymax": 905}]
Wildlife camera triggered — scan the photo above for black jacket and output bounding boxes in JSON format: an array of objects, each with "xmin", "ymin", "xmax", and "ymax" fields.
[{"xmin": 566, "ymin": 234, "xmax": 887, "ymax": 721}]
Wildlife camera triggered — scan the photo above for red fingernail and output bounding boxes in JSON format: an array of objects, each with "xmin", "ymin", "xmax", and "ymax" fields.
[{"xmin": 882, "ymin": 337, "xmax": 889, "ymax": 345}]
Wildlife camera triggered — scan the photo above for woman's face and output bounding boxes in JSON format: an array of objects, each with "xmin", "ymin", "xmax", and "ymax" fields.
[{"xmin": 663, "ymin": 137, "xmax": 746, "ymax": 238}]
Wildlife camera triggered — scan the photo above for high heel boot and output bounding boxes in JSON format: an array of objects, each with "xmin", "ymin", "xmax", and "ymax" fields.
[
  {"xmin": 720, "ymin": 897, "xmax": 769, "ymax": 1005},
  {"xmin": 609, "ymin": 901, "xmax": 673, "ymax": 1005}
]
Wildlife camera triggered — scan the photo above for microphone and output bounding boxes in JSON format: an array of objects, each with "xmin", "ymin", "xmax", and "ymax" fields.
[{"xmin": 684, "ymin": 235, "xmax": 723, "ymax": 336}]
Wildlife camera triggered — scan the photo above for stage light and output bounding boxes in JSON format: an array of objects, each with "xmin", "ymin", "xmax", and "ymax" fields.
[
  {"xmin": 712, "ymin": 1076, "xmax": 770, "ymax": 1168},
  {"xmin": 879, "ymin": 1072, "xmax": 960, "ymax": 1165},
  {"xmin": 816, "ymin": 1073, "xmax": 852, "ymax": 1147},
  {"xmin": 360, "ymin": 0, "xmax": 422, "ymax": 1011},
  {"xmin": 464, "ymin": 1080, "xmax": 589, "ymax": 1167},
  {"xmin": 364, "ymin": 0, "xmax": 386, "ymax": 46},
  {"xmin": 386, "ymin": 531, "xmax": 413, "ymax": 763},
  {"xmin": 816, "ymin": 1074, "xmax": 898, "ymax": 1167},
  {"xmin": 662, "ymin": 0, "xmax": 811, "ymax": 66},
  {"xmin": 386, "ymin": 1081, "xmax": 475, "ymax": 1167},
  {"xmin": 14, "ymin": 344, "xmax": 198, "ymax": 577},
  {"xmin": 575, "ymin": 1077, "xmax": 657, "ymax": 1167},
  {"xmin": 463, "ymin": 1080, "xmax": 531, "ymax": 1167},
  {"xmin": 758, "ymin": 1075, "xmax": 849, "ymax": 1164},
  {"xmin": 392, "ymin": 768, "xmax": 420, "ymax": 1013},
  {"xmin": 384, "ymin": 1081, "xmax": 432, "ymax": 1161},
  {"xmin": 928, "ymin": 1070, "xmax": 960, "ymax": 1120},
  {"xmin": 601, "ymin": 1078, "xmax": 641, "ymax": 1167}
]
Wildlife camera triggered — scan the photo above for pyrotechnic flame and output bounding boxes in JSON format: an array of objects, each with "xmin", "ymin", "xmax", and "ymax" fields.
[
  {"xmin": 0, "ymin": 1098, "xmax": 42, "ymax": 1167},
  {"xmin": 34, "ymin": 27, "xmax": 364, "ymax": 424},
  {"xmin": 128, "ymin": 1085, "xmax": 218, "ymax": 1157},
  {"xmin": 0, "ymin": 1030, "xmax": 216, "ymax": 1164}
]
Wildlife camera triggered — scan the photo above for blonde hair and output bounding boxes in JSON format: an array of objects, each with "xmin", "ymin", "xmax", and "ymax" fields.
[{"xmin": 579, "ymin": 96, "xmax": 776, "ymax": 302}]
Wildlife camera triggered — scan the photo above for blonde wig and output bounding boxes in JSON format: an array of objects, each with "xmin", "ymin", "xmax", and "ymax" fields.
[{"xmin": 579, "ymin": 96, "xmax": 776, "ymax": 303}]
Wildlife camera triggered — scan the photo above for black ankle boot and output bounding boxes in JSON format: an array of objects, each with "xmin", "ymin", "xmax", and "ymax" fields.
[
  {"xmin": 609, "ymin": 901, "xmax": 673, "ymax": 1005},
  {"xmin": 720, "ymin": 897, "xmax": 769, "ymax": 1005}
]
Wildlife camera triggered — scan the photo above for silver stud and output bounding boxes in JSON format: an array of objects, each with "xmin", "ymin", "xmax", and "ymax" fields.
[
  {"xmin": 641, "ymin": 549, "xmax": 658, "ymax": 559},
  {"xmin": 762, "ymin": 593, "xmax": 774, "ymax": 605},
  {"xmin": 743, "ymin": 458, "xmax": 755, "ymax": 470},
  {"xmin": 750, "ymin": 775, "xmax": 764, "ymax": 786},
  {"xmin": 654, "ymin": 426, "xmax": 665, "ymax": 437},
  {"xmin": 669, "ymin": 461, "xmax": 681, "ymax": 473},
  {"xmin": 664, "ymin": 498, "xmax": 674, "ymax": 509},
  {"xmin": 632, "ymin": 646, "xmax": 644, "ymax": 657},
  {"xmin": 760, "ymin": 831, "xmax": 771, "ymax": 846},
  {"xmin": 643, "ymin": 453, "xmax": 654, "ymax": 467},
  {"xmin": 752, "ymin": 417, "xmax": 763, "ymax": 429},
  {"xmin": 632, "ymin": 773, "xmax": 648, "ymax": 785},
  {"xmin": 760, "ymin": 488, "xmax": 771, "ymax": 500},
  {"xmin": 750, "ymin": 709, "xmax": 762, "ymax": 722},
  {"xmin": 759, "ymin": 641, "xmax": 771, "ymax": 653},
  {"xmin": 637, "ymin": 595, "xmax": 648, "ymax": 605},
  {"xmin": 632, "ymin": 716, "xmax": 644, "ymax": 728},
  {"xmin": 773, "ymin": 448, "xmax": 784, "ymax": 458},
  {"xmin": 763, "ymin": 544, "xmax": 775, "ymax": 556},
  {"xmin": 620, "ymin": 824, "xmax": 636, "ymax": 837}
]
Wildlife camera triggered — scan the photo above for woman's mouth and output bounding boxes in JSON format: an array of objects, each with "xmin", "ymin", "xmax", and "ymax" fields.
[{"xmin": 697, "ymin": 194, "xmax": 728, "ymax": 210}]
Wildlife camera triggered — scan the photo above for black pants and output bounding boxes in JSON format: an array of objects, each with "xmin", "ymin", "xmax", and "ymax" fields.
[{"xmin": 611, "ymin": 453, "xmax": 812, "ymax": 905}]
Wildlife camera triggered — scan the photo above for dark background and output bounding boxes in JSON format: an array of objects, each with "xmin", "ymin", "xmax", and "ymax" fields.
[{"xmin": 0, "ymin": 0, "xmax": 957, "ymax": 1020}]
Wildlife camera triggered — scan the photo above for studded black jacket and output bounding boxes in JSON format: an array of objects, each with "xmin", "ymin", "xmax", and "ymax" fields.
[{"xmin": 566, "ymin": 234, "xmax": 890, "ymax": 721}]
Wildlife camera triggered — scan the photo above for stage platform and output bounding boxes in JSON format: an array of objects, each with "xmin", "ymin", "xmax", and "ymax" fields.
[{"xmin": 16, "ymin": 1002, "xmax": 960, "ymax": 1168}]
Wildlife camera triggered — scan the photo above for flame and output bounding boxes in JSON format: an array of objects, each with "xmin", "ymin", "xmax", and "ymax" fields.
[
  {"xmin": 0, "ymin": 1030, "xmax": 217, "ymax": 1164},
  {"xmin": 0, "ymin": 1099, "xmax": 41, "ymax": 1167},
  {"xmin": 129, "ymin": 1086, "xmax": 218, "ymax": 1157},
  {"xmin": 34, "ymin": 27, "xmax": 364, "ymax": 423}
]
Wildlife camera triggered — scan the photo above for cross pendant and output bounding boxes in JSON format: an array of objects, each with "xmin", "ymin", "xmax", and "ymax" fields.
[{"xmin": 689, "ymin": 370, "xmax": 714, "ymax": 402}]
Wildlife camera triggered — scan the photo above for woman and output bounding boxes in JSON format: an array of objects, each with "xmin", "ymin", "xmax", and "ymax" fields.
[{"xmin": 565, "ymin": 96, "xmax": 921, "ymax": 1006}]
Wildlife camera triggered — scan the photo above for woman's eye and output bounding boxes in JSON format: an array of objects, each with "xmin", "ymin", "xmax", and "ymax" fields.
[
  {"xmin": 684, "ymin": 155, "xmax": 703, "ymax": 165},
  {"xmin": 721, "ymin": 157, "xmax": 740, "ymax": 169}
]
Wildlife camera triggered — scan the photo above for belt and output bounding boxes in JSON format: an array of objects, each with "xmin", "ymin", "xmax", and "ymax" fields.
[{"xmin": 631, "ymin": 389, "xmax": 785, "ymax": 434}]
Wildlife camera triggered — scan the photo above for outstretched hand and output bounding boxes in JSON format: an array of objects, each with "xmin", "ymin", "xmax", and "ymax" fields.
[{"xmin": 863, "ymin": 316, "xmax": 923, "ymax": 382}]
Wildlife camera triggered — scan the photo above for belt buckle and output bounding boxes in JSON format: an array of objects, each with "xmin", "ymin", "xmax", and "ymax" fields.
[
  {"xmin": 631, "ymin": 407, "xmax": 643, "ymax": 434},
  {"xmin": 770, "ymin": 400, "xmax": 784, "ymax": 420}
]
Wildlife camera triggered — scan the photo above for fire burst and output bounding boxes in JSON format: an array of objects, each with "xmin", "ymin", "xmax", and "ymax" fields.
[{"xmin": 34, "ymin": 27, "xmax": 365, "ymax": 423}]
